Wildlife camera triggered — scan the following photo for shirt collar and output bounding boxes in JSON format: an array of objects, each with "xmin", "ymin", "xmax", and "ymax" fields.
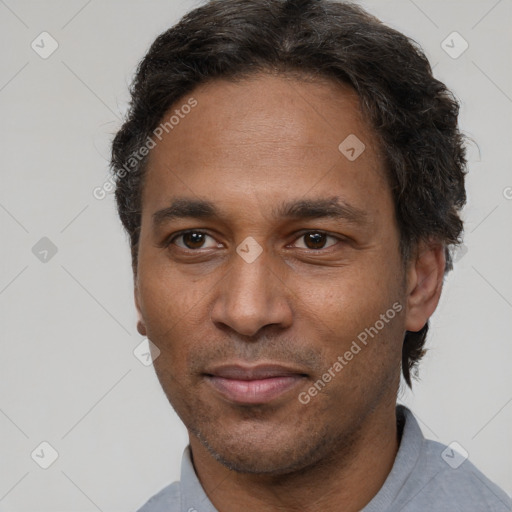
[
  {"xmin": 178, "ymin": 404, "xmax": 423, "ymax": 512},
  {"xmin": 179, "ymin": 445, "xmax": 220, "ymax": 512},
  {"xmin": 361, "ymin": 404, "xmax": 425, "ymax": 511}
]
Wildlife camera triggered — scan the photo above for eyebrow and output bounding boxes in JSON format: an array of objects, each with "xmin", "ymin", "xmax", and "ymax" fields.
[{"xmin": 152, "ymin": 196, "xmax": 368, "ymax": 228}]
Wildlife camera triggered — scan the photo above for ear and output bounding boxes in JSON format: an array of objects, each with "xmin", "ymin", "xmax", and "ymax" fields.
[
  {"xmin": 405, "ymin": 241, "xmax": 446, "ymax": 332},
  {"xmin": 134, "ymin": 279, "xmax": 147, "ymax": 336}
]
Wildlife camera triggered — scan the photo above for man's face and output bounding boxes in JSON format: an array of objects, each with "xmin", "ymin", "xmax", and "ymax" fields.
[{"xmin": 135, "ymin": 74, "xmax": 408, "ymax": 474}]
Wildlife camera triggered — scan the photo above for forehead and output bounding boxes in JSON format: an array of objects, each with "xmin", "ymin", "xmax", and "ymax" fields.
[
  {"xmin": 149, "ymin": 73, "xmax": 374, "ymax": 159},
  {"xmin": 142, "ymin": 73, "xmax": 389, "ymax": 219}
]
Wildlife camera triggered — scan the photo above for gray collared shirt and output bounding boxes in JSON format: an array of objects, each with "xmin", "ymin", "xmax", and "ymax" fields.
[{"xmin": 137, "ymin": 405, "xmax": 511, "ymax": 511}]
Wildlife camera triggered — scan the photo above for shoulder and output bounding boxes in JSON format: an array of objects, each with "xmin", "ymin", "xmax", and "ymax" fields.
[
  {"xmin": 380, "ymin": 406, "xmax": 512, "ymax": 512},
  {"xmin": 414, "ymin": 438, "xmax": 512, "ymax": 512},
  {"xmin": 136, "ymin": 481, "xmax": 181, "ymax": 512}
]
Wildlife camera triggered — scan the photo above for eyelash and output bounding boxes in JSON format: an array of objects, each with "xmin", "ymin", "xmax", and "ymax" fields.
[{"xmin": 165, "ymin": 230, "xmax": 343, "ymax": 251}]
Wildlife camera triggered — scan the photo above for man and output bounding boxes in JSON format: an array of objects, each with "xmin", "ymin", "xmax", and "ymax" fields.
[{"xmin": 110, "ymin": 0, "xmax": 511, "ymax": 510}]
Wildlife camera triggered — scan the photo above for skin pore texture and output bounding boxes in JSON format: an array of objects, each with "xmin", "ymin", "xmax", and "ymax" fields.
[{"xmin": 134, "ymin": 73, "xmax": 446, "ymax": 512}]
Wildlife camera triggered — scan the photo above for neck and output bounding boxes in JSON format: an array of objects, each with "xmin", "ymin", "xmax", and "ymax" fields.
[{"xmin": 189, "ymin": 399, "xmax": 400, "ymax": 512}]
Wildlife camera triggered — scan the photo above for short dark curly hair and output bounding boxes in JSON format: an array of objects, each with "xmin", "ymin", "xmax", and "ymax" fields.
[{"xmin": 111, "ymin": 0, "xmax": 467, "ymax": 387}]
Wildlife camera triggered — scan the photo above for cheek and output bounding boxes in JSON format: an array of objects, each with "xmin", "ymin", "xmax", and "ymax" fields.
[
  {"xmin": 139, "ymin": 249, "xmax": 203, "ymax": 311},
  {"xmin": 136, "ymin": 262, "xmax": 207, "ymax": 354},
  {"xmin": 294, "ymin": 264, "xmax": 400, "ymax": 332},
  {"xmin": 292, "ymin": 264, "xmax": 405, "ymax": 386},
  {"xmin": 138, "ymin": 268, "xmax": 205, "ymax": 392}
]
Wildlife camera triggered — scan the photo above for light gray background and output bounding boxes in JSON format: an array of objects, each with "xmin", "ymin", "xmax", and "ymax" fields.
[{"xmin": 1, "ymin": 0, "xmax": 511, "ymax": 510}]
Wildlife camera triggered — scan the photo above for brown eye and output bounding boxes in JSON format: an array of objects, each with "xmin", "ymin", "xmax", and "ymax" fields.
[
  {"xmin": 293, "ymin": 232, "xmax": 338, "ymax": 250},
  {"xmin": 305, "ymin": 232, "xmax": 326, "ymax": 249},
  {"xmin": 172, "ymin": 231, "xmax": 219, "ymax": 250},
  {"xmin": 182, "ymin": 232, "xmax": 206, "ymax": 249}
]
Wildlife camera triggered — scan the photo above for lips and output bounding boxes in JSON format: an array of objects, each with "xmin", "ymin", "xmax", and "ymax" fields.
[{"xmin": 204, "ymin": 364, "xmax": 307, "ymax": 404}]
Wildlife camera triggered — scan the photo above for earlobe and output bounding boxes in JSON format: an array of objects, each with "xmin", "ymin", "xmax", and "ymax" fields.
[
  {"xmin": 137, "ymin": 321, "xmax": 147, "ymax": 337},
  {"xmin": 405, "ymin": 241, "xmax": 446, "ymax": 333},
  {"xmin": 134, "ymin": 284, "xmax": 147, "ymax": 336}
]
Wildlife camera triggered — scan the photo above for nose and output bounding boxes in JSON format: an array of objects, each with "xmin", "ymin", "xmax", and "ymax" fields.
[{"xmin": 210, "ymin": 247, "xmax": 293, "ymax": 337}]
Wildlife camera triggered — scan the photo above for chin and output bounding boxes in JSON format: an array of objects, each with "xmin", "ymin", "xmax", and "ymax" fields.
[
  {"xmin": 207, "ymin": 445, "xmax": 307, "ymax": 475},
  {"xmin": 192, "ymin": 421, "xmax": 335, "ymax": 475}
]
